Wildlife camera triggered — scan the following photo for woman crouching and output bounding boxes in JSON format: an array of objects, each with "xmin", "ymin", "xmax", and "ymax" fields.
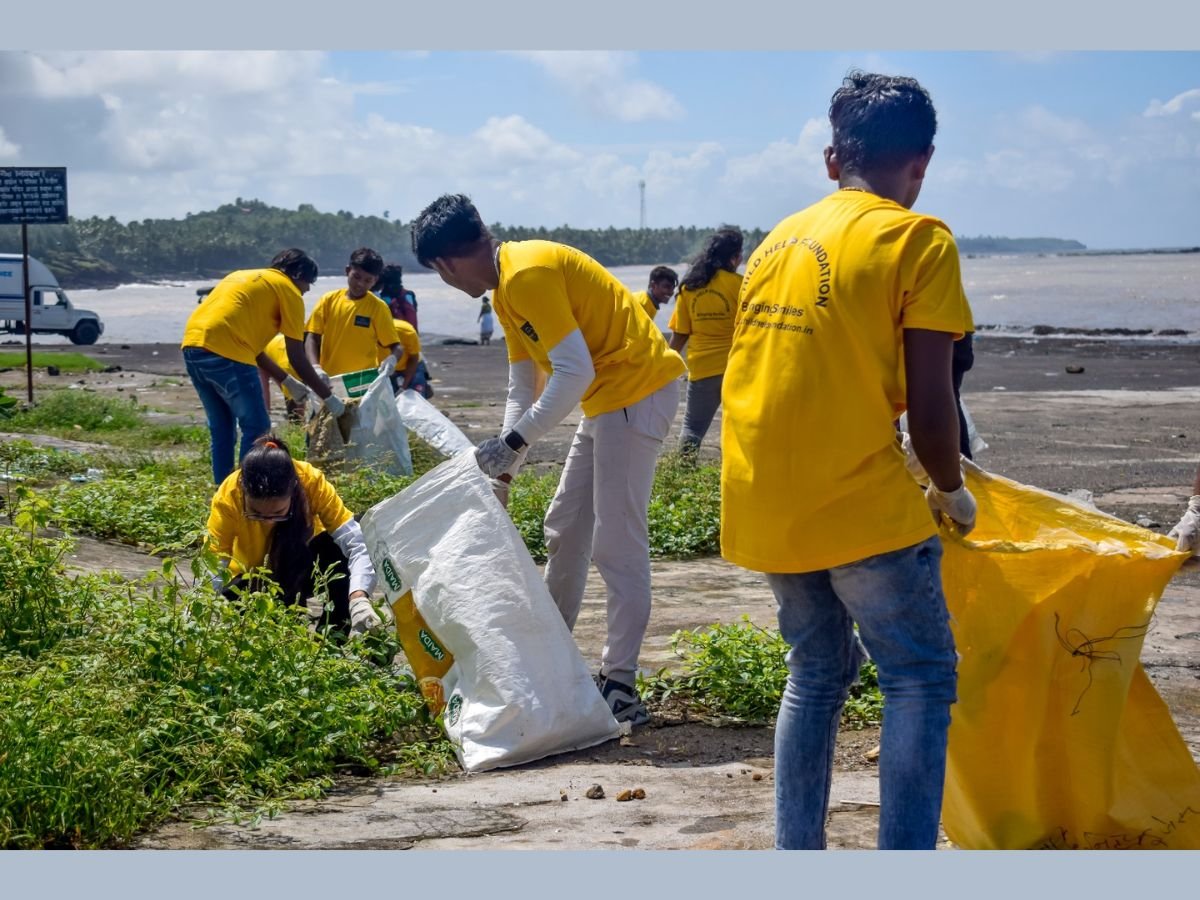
[{"xmin": 207, "ymin": 434, "xmax": 383, "ymax": 637}]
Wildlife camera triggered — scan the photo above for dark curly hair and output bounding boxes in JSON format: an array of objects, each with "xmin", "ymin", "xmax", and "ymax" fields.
[
  {"xmin": 829, "ymin": 70, "xmax": 937, "ymax": 175},
  {"xmin": 410, "ymin": 194, "xmax": 491, "ymax": 267},
  {"xmin": 681, "ymin": 227, "xmax": 743, "ymax": 291},
  {"xmin": 269, "ymin": 248, "xmax": 319, "ymax": 283}
]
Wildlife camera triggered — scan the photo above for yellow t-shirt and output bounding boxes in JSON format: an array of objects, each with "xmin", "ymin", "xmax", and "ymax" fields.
[
  {"xmin": 667, "ymin": 268, "xmax": 741, "ymax": 381},
  {"xmin": 494, "ymin": 241, "xmax": 685, "ymax": 417},
  {"xmin": 182, "ymin": 268, "xmax": 306, "ymax": 366},
  {"xmin": 306, "ymin": 289, "xmax": 400, "ymax": 377},
  {"xmin": 376, "ymin": 319, "xmax": 422, "ymax": 368},
  {"xmin": 632, "ymin": 290, "xmax": 658, "ymax": 320},
  {"xmin": 207, "ymin": 460, "xmax": 354, "ymax": 580},
  {"xmin": 720, "ymin": 189, "xmax": 974, "ymax": 574},
  {"xmin": 262, "ymin": 334, "xmax": 300, "ymax": 399}
]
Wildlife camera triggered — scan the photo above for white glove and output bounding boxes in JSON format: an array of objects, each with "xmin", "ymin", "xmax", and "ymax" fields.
[
  {"xmin": 323, "ymin": 393, "xmax": 346, "ymax": 418},
  {"xmin": 282, "ymin": 375, "xmax": 309, "ymax": 403},
  {"xmin": 475, "ymin": 433, "xmax": 522, "ymax": 478},
  {"xmin": 1167, "ymin": 495, "xmax": 1200, "ymax": 555},
  {"xmin": 348, "ymin": 595, "xmax": 383, "ymax": 637},
  {"xmin": 900, "ymin": 432, "xmax": 930, "ymax": 486},
  {"xmin": 378, "ymin": 355, "xmax": 398, "ymax": 378},
  {"xmin": 926, "ymin": 483, "xmax": 977, "ymax": 536},
  {"xmin": 312, "ymin": 364, "xmax": 332, "ymax": 388}
]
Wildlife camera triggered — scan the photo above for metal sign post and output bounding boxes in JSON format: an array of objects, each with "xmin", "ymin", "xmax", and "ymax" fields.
[{"xmin": 0, "ymin": 167, "xmax": 69, "ymax": 404}]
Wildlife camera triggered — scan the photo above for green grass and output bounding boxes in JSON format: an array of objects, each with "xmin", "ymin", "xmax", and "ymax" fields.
[
  {"xmin": 7, "ymin": 389, "xmax": 142, "ymax": 432},
  {"xmin": 0, "ymin": 352, "xmax": 105, "ymax": 373},
  {"xmin": 640, "ymin": 616, "xmax": 883, "ymax": 728},
  {"xmin": 0, "ymin": 509, "xmax": 455, "ymax": 849}
]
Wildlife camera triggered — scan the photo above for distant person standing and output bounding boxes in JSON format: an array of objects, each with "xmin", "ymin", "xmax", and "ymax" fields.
[
  {"xmin": 478, "ymin": 296, "xmax": 495, "ymax": 345},
  {"xmin": 304, "ymin": 248, "xmax": 405, "ymax": 383},
  {"xmin": 379, "ymin": 263, "xmax": 419, "ymax": 333},
  {"xmin": 182, "ymin": 249, "xmax": 343, "ymax": 484},
  {"xmin": 632, "ymin": 266, "xmax": 679, "ymax": 321},
  {"xmin": 668, "ymin": 227, "xmax": 744, "ymax": 459}
]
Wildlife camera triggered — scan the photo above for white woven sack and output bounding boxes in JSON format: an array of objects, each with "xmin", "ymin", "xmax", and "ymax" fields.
[
  {"xmin": 347, "ymin": 374, "xmax": 413, "ymax": 476},
  {"xmin": 395, "ymin": 389, "xmax": 476, "ymax": 458},
  {"xmin": 360, "ymin": 451, "xmax": 620, "ymax": 772}
]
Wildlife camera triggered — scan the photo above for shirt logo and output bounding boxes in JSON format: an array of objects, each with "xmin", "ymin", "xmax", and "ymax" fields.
[
  {"xmin": 354, "ymin": 315, "xmax": 371, "ymax": 328},
  {"xmin": 520, "ymin": 321, "xmax": 539, "ymax": 342}
]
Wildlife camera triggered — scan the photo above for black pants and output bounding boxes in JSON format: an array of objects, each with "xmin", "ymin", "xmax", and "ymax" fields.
[
  {"xmin": 224, "ymin": 531, "xmax": 352, "ymax": 631},
  {"xmin": 952, "ymin": 333, "xmax": 975, "ymax": 460}
]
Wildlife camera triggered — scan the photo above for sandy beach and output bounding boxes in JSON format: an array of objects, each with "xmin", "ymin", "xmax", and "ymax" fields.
[{"xmin": 2, "ymin": 334, "xmax": 1198, "ymax": 849}]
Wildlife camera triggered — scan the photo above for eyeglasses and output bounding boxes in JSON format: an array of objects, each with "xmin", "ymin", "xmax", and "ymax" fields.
[{"xmin": 243, "ymin": 496, "xmax": 293, "ymax": 522}]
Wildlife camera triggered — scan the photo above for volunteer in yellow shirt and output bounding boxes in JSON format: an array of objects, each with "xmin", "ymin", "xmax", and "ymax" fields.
[
  {"xmin": 376, "ymin": 317, "xmax": 425, "ymax": 394},
  {"xmin": 207, "ymin": 434, "xmax": 382, "ymax": 637},
  {"xmin": 667, "ymin": 228, "xmax": 743, "ymax": 458},
  {"xmin": 411, "ymin": 194, "xmax": 685, "ymax": 727},
  {"xmin": 182, "ymin": 249, "xmax": 344, "ymax": 484},
  {"xmin": 304, "ymin": 248, "xmax": 405, "ymax": 382},
  {"xmin": 632, "ymin": 265, "xmax": 679, "ymax": 321},
  {"xmin": 720, "ymin": 72, "xmax": 975, "ymax": 852}
]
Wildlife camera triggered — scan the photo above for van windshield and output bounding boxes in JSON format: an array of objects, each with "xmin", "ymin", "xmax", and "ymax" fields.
[{"xmin": 51, "ymin": 291, "xmax": 68, "ymax": 307}]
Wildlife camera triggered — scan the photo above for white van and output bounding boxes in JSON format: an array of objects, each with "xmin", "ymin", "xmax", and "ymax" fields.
[{"xmin": 0, "ymin": 254, "xmax": 105, "ymax": 345}]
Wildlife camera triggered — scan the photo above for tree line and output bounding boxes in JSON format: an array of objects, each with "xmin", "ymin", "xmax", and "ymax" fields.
[{"xmin": 0, "ymin": 198, "xmax": 1083, "ymax": 290}]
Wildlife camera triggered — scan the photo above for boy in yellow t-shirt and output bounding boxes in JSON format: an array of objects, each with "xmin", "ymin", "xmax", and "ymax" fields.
[
  {"xmin": 182, "ymin": 249, "xmax": 344, "ymax": 484},
  {"xmin": 721, "ymin": 72, "xmax": 975, "ymax": 851},
  {"xmin": 667, "ymin": 228, "xmax": 743, "ymax": 458},
  {"xmin": 631, "ymin": 265, "xmax": 678, "ymax": 321},
  {"xmin": 304, "ymin": 248, "xmax": 404, "ymax": 384},
  {"xmin": 411, "ymin": 194, "xmax": 685, "ymax": 727}
]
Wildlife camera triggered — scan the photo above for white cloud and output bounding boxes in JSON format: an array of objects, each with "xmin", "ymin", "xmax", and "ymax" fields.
[
  {"xmin": 1144, "ymin": 87, "xmax": 1200, "ymax": 120},
  {"xmin": 0, "ymin": 127, "xmax": 19, "ymax": 160},
  {"xmin": 721, "ymin": 118, "xmax": 829, "ymax": 191},
  {"xmin": 510, "ymin": 51, "xmax": 684, "ymax": 123}
]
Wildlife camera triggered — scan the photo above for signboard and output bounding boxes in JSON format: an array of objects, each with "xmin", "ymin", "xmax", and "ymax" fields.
[{"xmin": 0, "ymin": 167, "xmax": 69, "ymax": 225}]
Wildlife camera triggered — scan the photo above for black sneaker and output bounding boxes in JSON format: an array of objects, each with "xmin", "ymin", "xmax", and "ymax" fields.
[{"xmin": 599, "ymin": 676, "xmax": 650, "ymax": 726}]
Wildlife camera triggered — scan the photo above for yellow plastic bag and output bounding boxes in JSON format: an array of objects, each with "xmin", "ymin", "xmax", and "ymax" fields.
[{"xmin": 940, "ymin": 466, "xmax": 1199, "ymax": 849}]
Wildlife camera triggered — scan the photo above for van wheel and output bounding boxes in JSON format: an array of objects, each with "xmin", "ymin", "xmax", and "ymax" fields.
[{"xmin": 70, "ymin": 321, "xmax": 100, "ymax": 345}]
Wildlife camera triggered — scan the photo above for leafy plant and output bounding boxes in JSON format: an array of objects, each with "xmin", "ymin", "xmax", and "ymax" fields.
[
  {"xmin": 640, "ymin": 616, "xmax": 882, "ymax": 728},
  {"xmin": 0, "ymin": 519, "xmax": 455, "ymax": 849},
  {"xmin": 8, "ymin": 389, "xmax": 143, "ymax": 432}
]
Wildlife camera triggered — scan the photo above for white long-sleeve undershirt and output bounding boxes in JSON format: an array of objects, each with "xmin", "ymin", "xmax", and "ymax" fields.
[
  {"xmin": 504, "ymin": 328, "xmax": 594, "ymax": 447},
  {"xmin": 328, "ymin": 518, "xmax": 376, "ymax": 597}
]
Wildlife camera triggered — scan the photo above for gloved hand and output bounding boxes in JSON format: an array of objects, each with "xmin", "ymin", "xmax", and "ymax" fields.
[
  {"xmin": 348, "ymin": 595, "xmax": 383, "ymax": 637},
  {"xmin": 926, "ymin": 482, "xmax": 977, "ymax": 536},
  {"xmin": 282, "ymin": 375, "xmax": 309, "ymax": 403},
  {"xmin": 899, "ymin": 432, "xmax": 930, "ymax": 486},
  {"xmin": 1167, "ymin": 495, "xmax": 1200, "ymax": 555},
  {"xmin": 310, "ymin": 363, "xmax": 332, "ymax": 388},
  {"xmin": 378, "ymin": 355, "xmax": 398, "ymax": 378},
  {"xmin": 323, "ymin": 393, "xmax": 346, "ymax": 418},
  {"xmin": 475, "ymin": 433, "xmax": 521, "ymax": 478}
]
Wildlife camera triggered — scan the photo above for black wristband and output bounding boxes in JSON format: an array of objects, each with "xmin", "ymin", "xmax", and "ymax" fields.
[{"xmin": 503, "ymin": 430, "xmax": 527, "ymax": 451}]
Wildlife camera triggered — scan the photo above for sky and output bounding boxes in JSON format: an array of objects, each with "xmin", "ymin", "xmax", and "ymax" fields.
[{"xmin": 0, "ymin": 50, "xmax": 1197, "ymax": 249}]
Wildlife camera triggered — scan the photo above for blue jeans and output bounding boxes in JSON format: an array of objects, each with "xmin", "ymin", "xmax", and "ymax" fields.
[
  {"xmin": 183, "ymin": 347, "xmax": 272, "ymax": 484},
  {"xmin": 766, "ymin": 536, "xmax": 957, "ymax": 850}
]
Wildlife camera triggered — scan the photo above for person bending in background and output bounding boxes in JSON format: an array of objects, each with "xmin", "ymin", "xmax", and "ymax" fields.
[
  {"xmin": 633, "ymin": 266, "xmax": 679, "ymax": 321},
  {"xmin": 668, "ymin": 227, "xmax": 744, "ymax": 460},
  {"xmin": 378, "ymin": 315, "xmax": 426, "ymax": 396},
  {"xmin": 207, "ymin": 434, "xmax": 383, "ymax": 637},
  {"xmin": 183, "ymin": 249, "xmax": 344, "ymax": 484},
  {"xmin": 259, "ymin": 333, "xmax": 309, "ymax": 425},
  {"xmin": 411, "ymin": 193, "xmax": 685, "ymax": 726}
]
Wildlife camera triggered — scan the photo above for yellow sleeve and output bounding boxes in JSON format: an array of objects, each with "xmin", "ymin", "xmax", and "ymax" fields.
[
  {"xmin": 205, "ymin": 476, "xmax": 241, "ymax": 560},
  {"xmin": 375, "ymin": 303, "xmax": 401, "ymax": 349},
  {"xmin": 301, "ymin": 463, "xmax": 354, "ymax": 531},
  {"xmin": 495, "ymin": 303, "xmax": 531, "ymax": 364},
  {"xmin": 276, "ymin": 281, "xmax": 307, "ymax": 342},
  {"xmin": 502, "ymin": 265, "xmax": 578, "ymax": 354},
  {"xmin": 397, "ymin": 323, "xmax": 421, "ymax": 358},
  {"xmin": 307, "ymin": 292, "xmax": 332, "ymax": 335},
  {"xmin": 668, "ymin": 289, "xmax": 691, "ymax": 334},
  {"xmin": 900, "ymin": 225, "xmax": 973, "ymax": 336}
]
